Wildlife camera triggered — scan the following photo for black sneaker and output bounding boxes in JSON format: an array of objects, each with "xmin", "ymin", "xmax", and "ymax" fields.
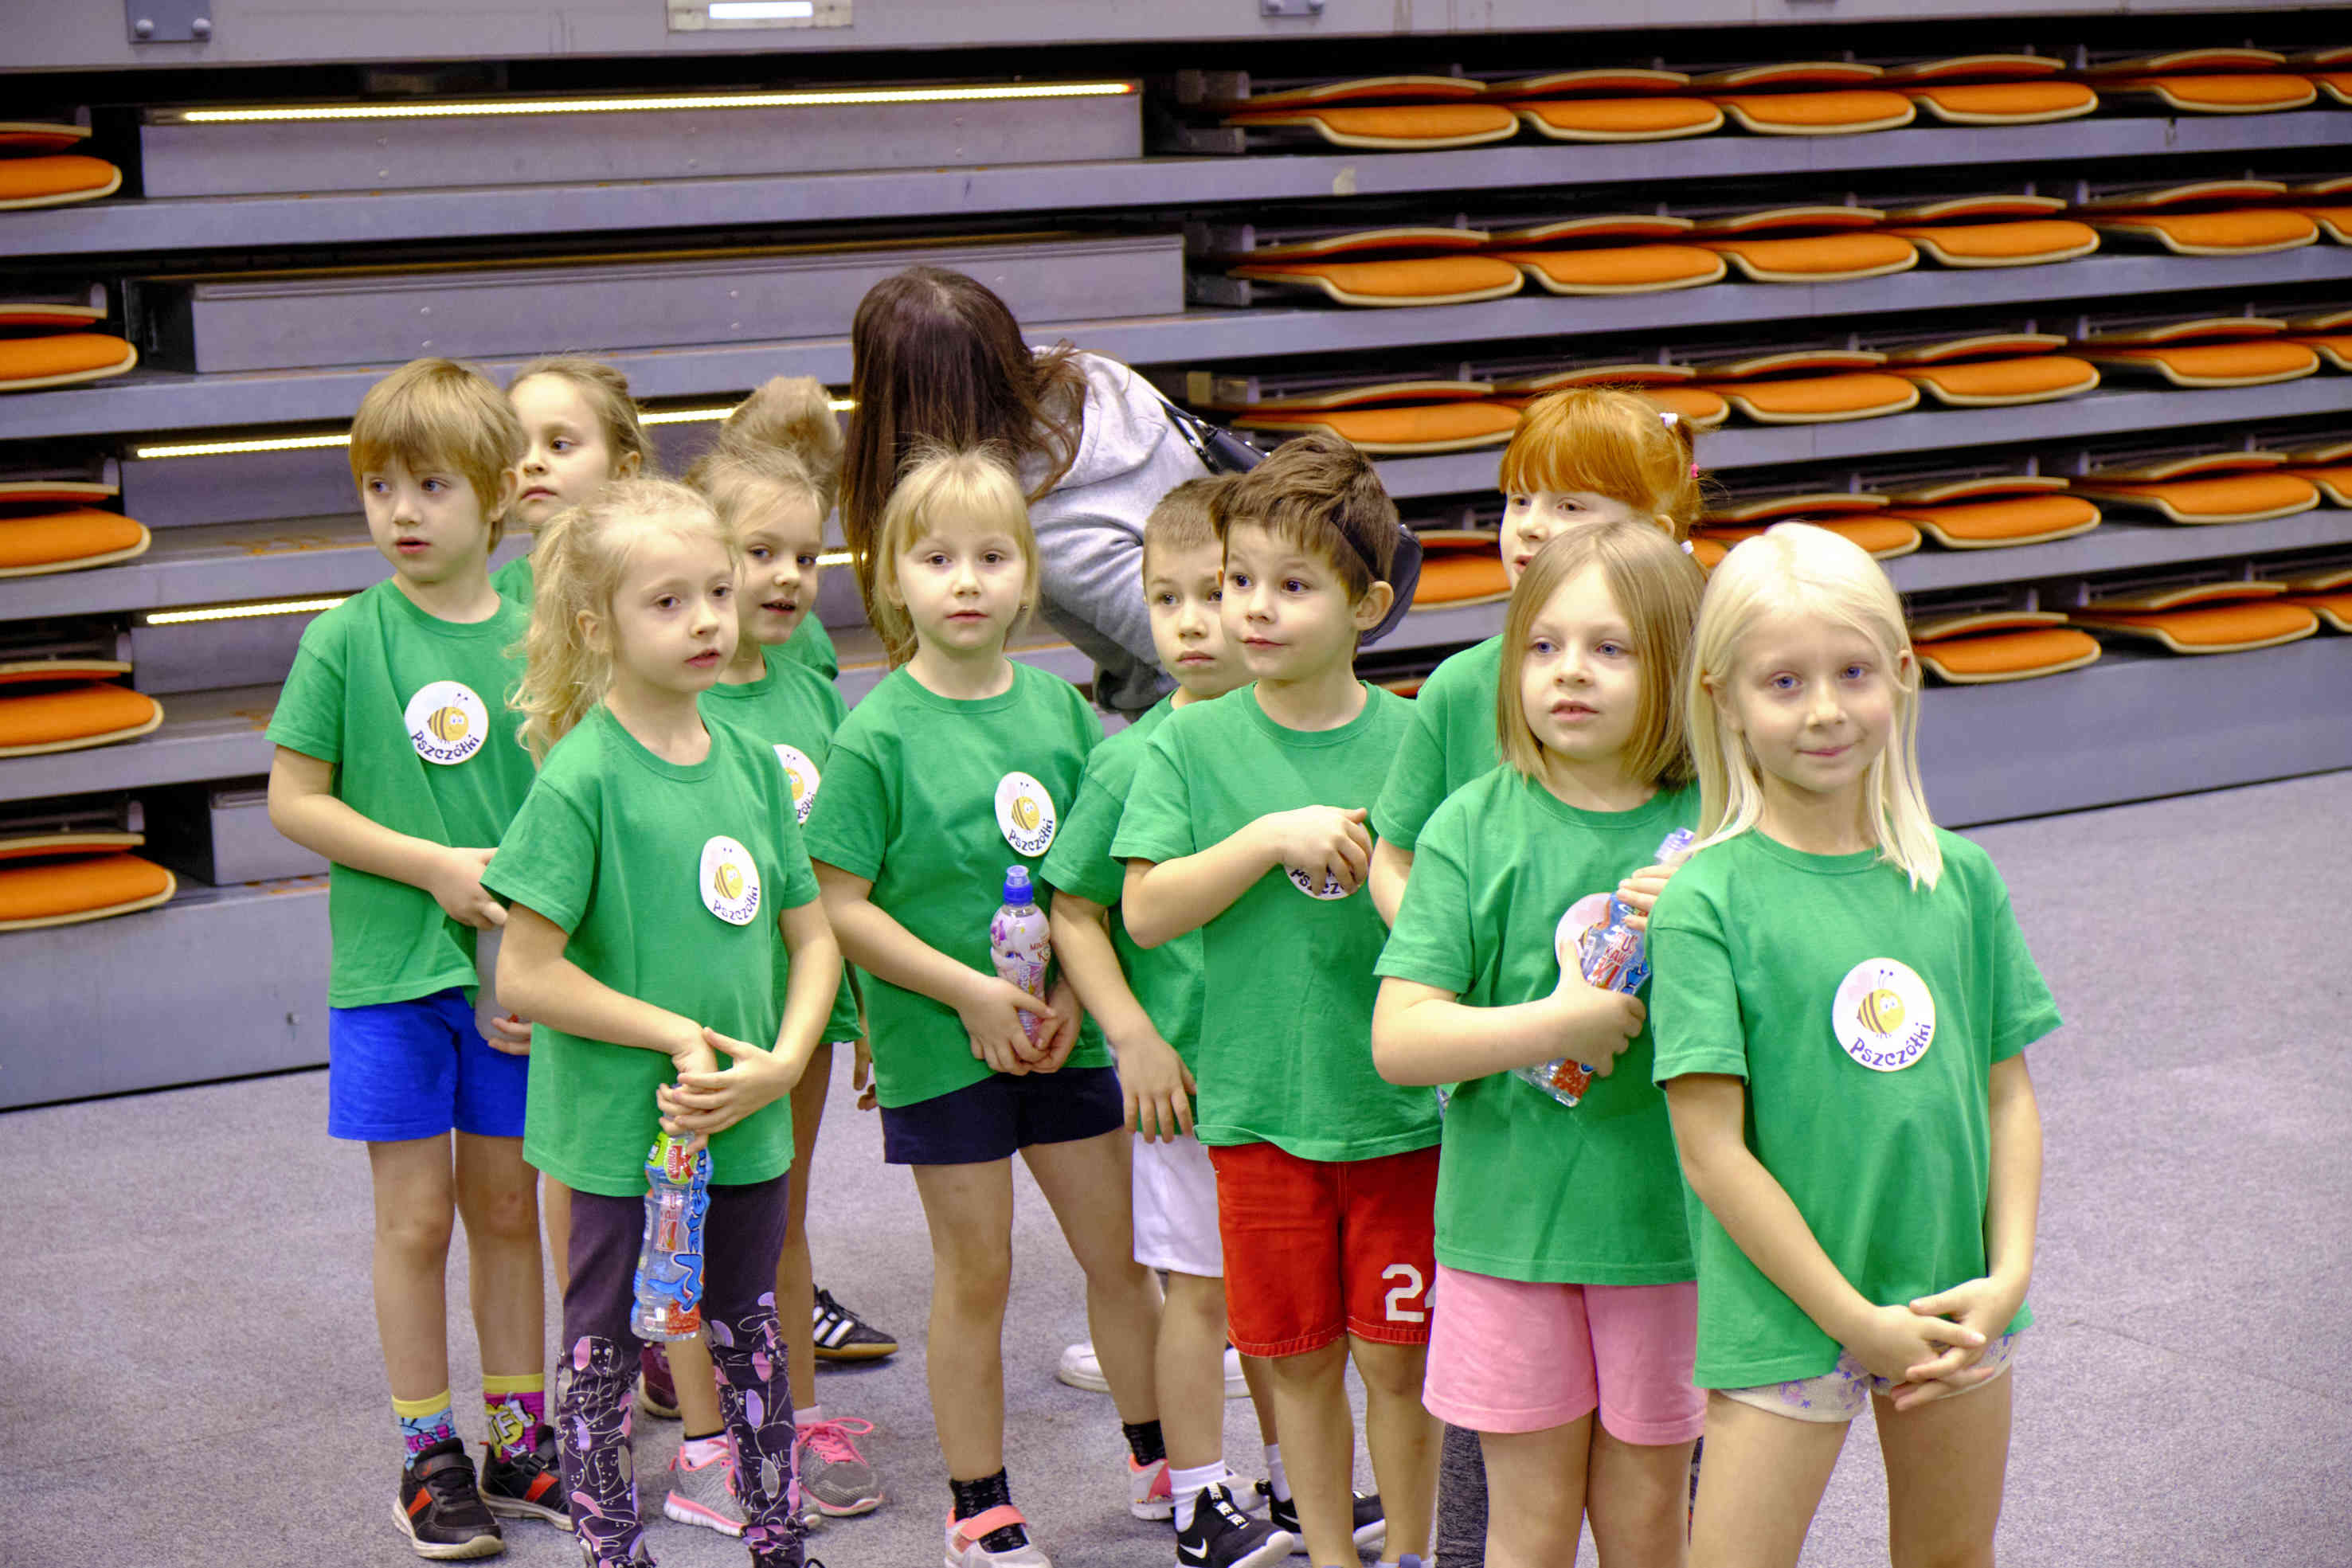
[
  {"xmin": 481, "ymin": 1439, "xmax": 571, "ymax": 1531},
  {"xmin": 1178, "ymin": 1485, "xmax": 1295, "ymax": 1568},
  {"xmin": 810, "ymin": 1286, "xmax": 898, "ymax": 1362},
  {"xmin": 392, "ymin": 1438, "xmax": 505, "ymax": 1560},
  {"xmin": 1257, "ymin": 1484, "xmax": 1384, "ymax": 1555}
]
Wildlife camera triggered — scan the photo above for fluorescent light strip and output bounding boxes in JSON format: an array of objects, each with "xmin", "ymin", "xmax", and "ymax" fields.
[
  {"xmin": 643, "ymin": 398, "xmax": 854, "ymax": 426},
  {"xmin": 147, "ymin": 596, "xmax": 346, "ymax": 626},
  {"xmin": 137, "ymin": 400, "xmax": 854, "ymax": 458},
  {"xmin": 817, "ymin": 550, "xmax": 852, "ymax": 567},
  {"xmin": 709, "ymin": 1, "xmax": 815, "ymax": 16},
  {"xmin": 177, "ymin": 82, "xmax": 1131, "ymax": 124}
]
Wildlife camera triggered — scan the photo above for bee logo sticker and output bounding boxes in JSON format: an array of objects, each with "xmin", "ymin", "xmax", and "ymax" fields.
[
  {"xmin": 699, "ymin": 835, "xmax": 763, "ymax": 926},
  {"xmin": 994, "ymin": 772, "xmax": 1058, "ymax": 857},
  {"xmin": 404, "ymin": 680, "xmax": 488, "ymax": 766},
  {"xmin": 1832, "ymin": 957, "xmax": 1936, "ymax": 1072},
  {"xmin": 1287, "ymin": 866, "xmax": 1354, "ymax": 901},
  {"xmin": 773, "ymin": 744, "xmax": 820, "ymax": 825}
]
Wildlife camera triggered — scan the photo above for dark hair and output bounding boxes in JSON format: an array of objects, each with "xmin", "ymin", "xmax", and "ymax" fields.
[
  {"xmin": 841, "ymin": 267, "xmax": 1087, "ymax": 629},
  {"xmin": 1141, "ymin": 475, "xmax": 1231, "ymax": 575},
  {"xmin": 1209, "ymin": 433, "xmax": 1399, "ymax": 600}
]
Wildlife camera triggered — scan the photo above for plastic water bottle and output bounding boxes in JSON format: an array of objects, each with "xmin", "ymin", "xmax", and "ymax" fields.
[
  {"xmin": 630, "ymin": 1128, "xmax": 711, "ymax": 1341},
  {"xmin": 988, "ymin": 865, "xmax": 1053, "ymax": 1046},
  {"xmin": 1517, "ymin": 827, "xmax": 1697, "ymax": 1109}
]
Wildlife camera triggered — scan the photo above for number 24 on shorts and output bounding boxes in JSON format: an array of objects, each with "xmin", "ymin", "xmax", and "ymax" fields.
[{"xmin": 1383, "ymin": 1263, "xmax": 1426, "ymax": 1324}]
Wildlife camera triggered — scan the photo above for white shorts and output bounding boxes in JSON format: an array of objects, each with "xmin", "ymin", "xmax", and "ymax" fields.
[
  {"xmin": 1716, "ymin": 1331, "xmax": 2018, "ymax": 1425},
  {"xmin": 1131, "ymin": 1130, "xmax": 1223, "ymax": 1277}
]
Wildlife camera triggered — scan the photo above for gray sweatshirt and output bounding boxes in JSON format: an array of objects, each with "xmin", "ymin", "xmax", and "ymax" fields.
[{"xmin": 1022, "ymin": 352, "xmax": 1211, "ymax": 715}]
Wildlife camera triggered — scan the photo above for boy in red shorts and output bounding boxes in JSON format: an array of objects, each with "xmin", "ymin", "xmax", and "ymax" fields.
[{"xmin": 1116, "ymin": 434, "xmax": 1438, "ymax": 1568}]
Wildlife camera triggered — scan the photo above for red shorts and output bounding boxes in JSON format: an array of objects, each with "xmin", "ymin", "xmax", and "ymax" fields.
[{"xmin": 1208, "ymin": 1140, "xmax": 1439, "ymax": 1359}]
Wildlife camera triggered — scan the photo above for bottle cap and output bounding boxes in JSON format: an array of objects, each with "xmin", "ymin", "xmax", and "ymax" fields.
[{"xmin": 1002, "ymin": 865, "xmax": 1034, "ymax": 905}]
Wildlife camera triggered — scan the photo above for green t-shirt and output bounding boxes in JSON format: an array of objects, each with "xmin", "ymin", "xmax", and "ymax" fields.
[
  {"xmin": 1113, "ymin": 683, "xmax": 1437, "ymax": 1163},
  {"xmin": 1376, "ymin": 766, "xmax": 1697, "ymax": 1285},
  {"xmin": 1648, "ymin": 827, "xmax": 2060, "ymax": 1387},
  {"xmin": 800, "ymin": 663, "xmax": 1111, "ymax": 1109},
  {"xmin": 481, "ymin": 706, "xmax": 821, "ymax": 1195},
  {"xmin": 701, "ymin": 645, "xmax": 861, "ymax": 1044},
  {"xmin": 491, "ymin": 550, "xmax": 535, "ymax": 605},
  {"xmin": 1039, "ymin": 694, "xmax": 1206, "ymax": 1075},
  {"xmin": 265, "ymin": 580, "xmax": 535, "ymax": 1008},
  {"xmin": 777, "ymin": 615, "xmax": 839, "ymax": 682},
  {"xmin": 1369, "ymin": 635, "xmax": 1502, "ymax": 852}
]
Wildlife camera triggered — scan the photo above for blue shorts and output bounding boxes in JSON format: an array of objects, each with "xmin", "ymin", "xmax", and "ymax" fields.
[
  {"xmin": 879, "ymin": 1064, "xmax": 1123, "ymax": 1166},
  {"xmin": 327, "ymin": 988, "xmax": 527, "ymax": 1143}
]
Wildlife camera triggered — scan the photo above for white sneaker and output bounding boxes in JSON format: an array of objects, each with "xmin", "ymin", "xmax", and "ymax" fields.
[
  {"xmin": 945, "ymin": 1504, "xmax": 1052, "ymax": 1567},
  {"xmin": 1059, "ymin": 1341, "xmax": 1250, "ymax": 1399}
]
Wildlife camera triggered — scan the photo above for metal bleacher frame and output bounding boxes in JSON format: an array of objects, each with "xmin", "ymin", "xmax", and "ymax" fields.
[{"xmin": 5, "ymin": 2, "xmax": 2352, "ymax": 1105}]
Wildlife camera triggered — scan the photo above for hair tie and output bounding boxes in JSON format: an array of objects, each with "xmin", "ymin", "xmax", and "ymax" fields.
[{"xmin": 1690, "ymin": 461, "xmax": 1700, "ymax": 479}]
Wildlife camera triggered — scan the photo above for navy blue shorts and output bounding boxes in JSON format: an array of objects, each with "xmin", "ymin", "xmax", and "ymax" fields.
[
  {"xmin": 326, "ymin": 987, "xmax": 527, "ymax": 1143},
  {"xmin": 879, "ymin": 1064, "xmax": 1124, "ymax": 1166}
]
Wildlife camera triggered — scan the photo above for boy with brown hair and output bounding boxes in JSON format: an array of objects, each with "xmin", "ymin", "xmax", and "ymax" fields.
[
  {"xmin": 267, "ymin": 358, "xmax": 562, "ymax": 1557},
  {"xmin": 1114, "ymin": 435, "xmax": 1440, "ymax": 1568}
]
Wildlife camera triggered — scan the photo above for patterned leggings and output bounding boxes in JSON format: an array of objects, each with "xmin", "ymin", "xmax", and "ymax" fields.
[{"xmin": 561, "ymin": 1175, "xmax": 801, "ymax": 1566}]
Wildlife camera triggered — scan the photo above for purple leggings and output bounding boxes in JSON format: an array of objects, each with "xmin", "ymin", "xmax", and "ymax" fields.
[{"xmin": 561, "ymin": 1174, "xmax": 800, "ymax": 1566}]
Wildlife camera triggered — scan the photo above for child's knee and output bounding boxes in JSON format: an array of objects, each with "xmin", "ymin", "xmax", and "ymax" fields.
[
  {"xmin": 458, "ymin": 1174, "xmax": 541, "ymax": 1243},
  {"xmin": 935, "ymin": 1247, "xmax": 1015, "ymax": 1313},
  {"xmin": 1348, "ymin": 1337, "xmax": 1429, "ymax": 1400},
  {"xmin": 378, "ymin": 1202, "xmax": 456, "ymax": 1261}
]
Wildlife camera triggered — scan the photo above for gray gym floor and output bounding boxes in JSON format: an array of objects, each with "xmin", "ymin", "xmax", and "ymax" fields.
[{"xmin": 2, "ymin": 770, "xmax": 2344, "ymax": 1567}]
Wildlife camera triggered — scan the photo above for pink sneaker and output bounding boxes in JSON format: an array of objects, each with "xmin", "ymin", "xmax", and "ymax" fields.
[
  {"xmin": 795, "ymin": 1414, "xmax": 883, "ymax": 1516},
  {"xmin": 661, "ymin": 1439, "xmax": 746, "ymax": 1536},
  {"xmin": 1127, "ymin": 1454, "xmax": 1172, "ymax": 1521}
]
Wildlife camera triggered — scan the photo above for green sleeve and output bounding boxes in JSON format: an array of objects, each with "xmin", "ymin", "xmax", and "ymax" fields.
[
  {"xmin": 1984, "ymin": 887, "xmax": 2061, "ymax": 1063},
  {"xmin": 780, "ymin": 616, "xmax": 839, "ymax": 682},
  {"xmin": 1109, "ymin": 729, "xmax": 1196, "ymax": 866},
  {"xmin": 800, "ymin": 735, "xmax": 887, "ymax": 881},
  {"xmin": 1369, "ymin": 687, "xmax": 1454, "ymax": 850},
  {"xmin": 481, "ymin": 779, "xmax": 596, "ymax": 934},
  {"xmin": 264, "ymin": 625, "xmax": 346, "ymax": 764},
  {"xmin": 1374, "ymin": 801, "xmax": 1477, "ymax": 992},
  {"xmin": 1647, "ymin": 880, "xmax": 1748, "ymax": 1084},
  {"xmin": 1040, "ymin": 769, "xmax": 1128, "ymax": 906},
  {"xmin": 491, "ymin": 553, "xmax": 535, "ymax": 606}
]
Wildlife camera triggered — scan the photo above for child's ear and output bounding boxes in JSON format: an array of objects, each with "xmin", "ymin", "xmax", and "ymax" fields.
[
  {"xmin": 616, "ymin": 448, "xmax": 643, "ymax": 479},
  {"xmin": 577, "ymin": 607, "xmax": 608, "ymax": 655},
  {"xmin": 1703, "ymin": 671, "xmax": 1742, "ymax": 734},
  {"xmin": 491, "ymin": 467, "xmax": 522, "ymax": 525},
  {"xmin": 1352, "ymin": 579, "xmax": 1395, "ymax": 632}
]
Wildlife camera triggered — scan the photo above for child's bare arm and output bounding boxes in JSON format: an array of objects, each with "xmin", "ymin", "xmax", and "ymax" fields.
[
  {"xmin": 496, "ymin": 901, "xmax": 711, "ymax": 1070},
  {"xmin": 1123, "ymin": 805, "xmax": 1370, "ymax": 948},
  {"xmin": 1368, "ymin": 839, "xmax": 1413, "ymax": 928},
  {"xmin": 812, "ymin": 860, "xmax": 1043, "ymax": 1076},
  {"xmin": 1372, "ymin": 974, "xmax": 1644, "ymax": 1086},
  {"xmin": 268, "ymin": 745, "xmax": 503, "ymax": 928},
  {"xmin": 1666, "ymin": 1072, "xmax": 1986, "ymax": 1384},
  {"xmin": 1051, "ymin": 893, "xmax": 1194, "ymax": 1139}
]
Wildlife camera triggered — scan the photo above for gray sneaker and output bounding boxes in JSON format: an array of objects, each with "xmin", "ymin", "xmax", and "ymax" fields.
[
  {"xmin": 661, "ymin": 1441, "xmax": 746, "ymax": 1536},
  {"xmin": 795, "ymin": 1415, "xmax": 883, "ymax": 1517}
]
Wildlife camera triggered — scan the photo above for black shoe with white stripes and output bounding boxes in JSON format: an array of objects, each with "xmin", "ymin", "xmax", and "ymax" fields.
[
  {"xmin": 1178, "ymin": 1485, "xmax": 1293, "ymax": 1568},
  {"xmin": 810, "ymin": 1286, "xmax": 898, "ymax": 1362}
]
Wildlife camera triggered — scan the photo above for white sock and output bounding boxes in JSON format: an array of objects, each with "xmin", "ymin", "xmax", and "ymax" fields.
[
  {"xmin": 1169, "ymin": 1460, "xmax": 1226, "ymax": 1531},
  {"xmin": 794, "ymin": 1404, "xmax": 824, "ymax": 1427},
  {"xmin": 679, "ymin": 1432, "xmax": 731, "ymax": 1468},
  {"xmin": 1263, "ymin": 1444, "xmax": 1290, "ymax": 1503}
]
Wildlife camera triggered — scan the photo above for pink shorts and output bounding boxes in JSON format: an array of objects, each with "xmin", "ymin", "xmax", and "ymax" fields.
[{"xmin": 1423, "ymin": 1265, "xmax": 1704, "ymax": 1445}]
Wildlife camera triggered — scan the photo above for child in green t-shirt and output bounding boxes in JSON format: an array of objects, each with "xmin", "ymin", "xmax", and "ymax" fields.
[
  {"xmin": 1115, "ymin": 434, "xmax": 1434, "ymax": 1568},
  {"xmin": 484, "ymin": 477, "xmax": 843, "ymax": 1568},
  {"xmin": 492, "ymin": 355, "xmax": 652, "ymax": 606},
  {"xmin": 675, "ymin": 375, "xmax": 890, "ymax": 1527},
  {"xmin": 1040, "ymin": 477, "xmax": 1295, "ymax": 1568},
  {"xmin": 800, "ymin": 448, "xmax": 1164, "ymax": 1568},
  {"xmin": 1371, "ymin": 519, "xmax": 1708, "ymax": 1568},
  {"xmin": 264, "ymin": 358, "xmax": 563, "ymax": 1556},
  {"xmin": 1368, "ymin": 386, "xmax": 1703, "ymax": 924},
  {"xmin": 1650, "ymin": 523, "xmax": 2058, "ymax": 1568}
]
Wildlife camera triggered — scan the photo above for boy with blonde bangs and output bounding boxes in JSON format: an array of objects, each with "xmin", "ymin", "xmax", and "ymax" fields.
[
  {"xmin": 266, "ymin": 357, "xmax": 565, "ymax": 1558},
  {"xmin": 1043, "ymin": 476, "xmax": 1293, "ymax": 1568},
  {"xmin": 1116, "ymin": 435, "xmax": 1439, "ymax": 1568}
]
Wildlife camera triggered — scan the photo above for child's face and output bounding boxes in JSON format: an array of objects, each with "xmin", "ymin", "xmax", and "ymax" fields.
[
  {"xmin": 512, "ymin": 374, "xmax": 635, "ymax": 530},
  {"xmin": 1219, "ymin": 522, "xmax": 1387, "ymax": 684},
  {"xmin": 890, "ymin": 511, "xmax": 1028, "ymax": 659},
  {"xmin": 360, "ymin": 456, "xmax": 501, "ymax": 588},
  {"xmin": 600, "ymin": 526, "xmax": 739, "ymax": 698},
  {"xmin": 1520, "ymin": 563, "xmax": 1646, "ymax": 768},
  {"xmin": 1145, "ymin": 540, "xmax": 1241, "ymax": 698},
  {"xmin": 733, "ymin": 491, "xmax": 825, "ymax": 648},
  {"xmin": 1500, "ymin": 491, "xmax": 1650, "ymax": 586},
  {"xmin": 1715, "ymin": 609, "xmax": 1908, "ymax": 809}
]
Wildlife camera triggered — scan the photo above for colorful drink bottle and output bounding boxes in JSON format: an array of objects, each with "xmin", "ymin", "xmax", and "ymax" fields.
[
  {"xmin": 989, "ymin": 865, "xmax": 1052, "ymax": 1046},
  {"xmin": 630, "ymin": 1128, "xmax": 711, "ymax": 1341},
  {"xmin": 1520, "ymin": 827, "xmax": 1697, "ymax": 1109}
]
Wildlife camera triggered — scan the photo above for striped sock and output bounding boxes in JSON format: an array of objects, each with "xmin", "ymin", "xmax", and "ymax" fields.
[
  {"xmin": 393, "ymin": 1390, "xmax": 458, "ymax": 1461},
  {"xmin": 482, "ymin": 1372, "xmax": 546, "ymax": 1461}
]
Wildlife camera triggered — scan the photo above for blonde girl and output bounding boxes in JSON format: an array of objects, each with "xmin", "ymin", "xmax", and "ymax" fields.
[
  {"xmin": 485, "ymin": 478, "xmax": 843, "ymax": 1568},
  {"xmin": 800, "ymin": 448, "xmax": 1164, "ymax": 1568},
  {"xmin": 495, "ymin": 356, "xmax": 653, "ymax": 604},
  {"xmin": 1368, "ymin": 386, "xmax": 1702, "ymax": 924},
  {"xmin": 1649, "ymin": 522, "xmax": 2056, "ymax": 1568},
  {"xmin": 674, "ymin": 375, "xmax": 887, "ymax": 1527},
  {"xmin": 1370, "ymin": 519, "xmax": 1708, "ymax": 1568}
]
